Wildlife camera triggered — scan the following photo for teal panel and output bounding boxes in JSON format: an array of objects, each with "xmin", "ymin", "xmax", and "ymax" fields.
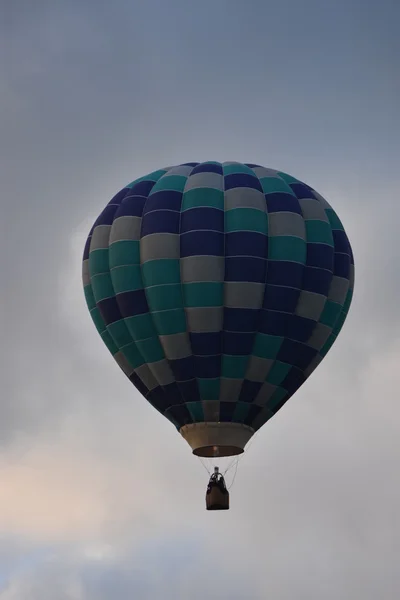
[
  {"xmin": 221, "ymin": 355, "xmax": 248, "ymax": 379},
  {"xmin": 125, "ymin": 313, "xmax": 157, "ymax": 341},
  {"xmin": 109, "ymin": 240, "xmax": 140, "ymax": 268},
  {"xmin": 260, "ymin": 176, "xmax": 295, "ymax": 195},
  {"xmin": 187, "ymin": 401, "xmax": 204, "ymax": 422},
  {"xmin": 141, "ymin": 259, "xmax": 181, "ymax": 287},
  {"xmin": 107, "ymin": 319, "xmax": 133, "ymax": 348},
  {"xmin": 91, "ymin": 273, "xmax": 115, "ymax": 302},
  {"xmin": 268, "ymin": 236, "xmax": 307, "ymax": 263},
  {"xmin": 225, "ymin": 208, "xmax": 268, "ymax": 234},
  {"xmin": 182, "ymin": 187, "xmax": 224, "ymax": 211},
  {"xmin": 89, "ymin": 249, "xmax": 109, "ymax": 276},
  {"xmin": 266, "ymin": 361, "xmax": 292, "ymax": 385},
  {"xmin": 111, "ymin": 265, "xmax": 143, "ymax": 293},
  {"xmin": 253, "ymin": 334, "xmax": 284, "ymax": 359},
  {"xmin": 198, "ymin": 378, "xmax": 220, "ymax": 400},
  {"xmin": 151, "ymin": 309, "xmax": 187, "ymax": 335},
  {"xmin": 135, "ymin": 336, "xmax": 165, "ymax": 363},
  {"xmin": 145, "ymin": 284, "xmax": 183, "ymax": 311},
  {"xmin": 183, "ymin": 282, "xmax": 224, "ymax": 308},
  {"xmin": 305, "ymin": 220, "xmax": 334, "ymax": 245}
]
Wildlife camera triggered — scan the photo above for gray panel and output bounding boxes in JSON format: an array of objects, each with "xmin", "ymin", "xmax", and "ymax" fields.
[
  {"xmin": 299, "ymin": 198, "xmax": 329, "ymax": 222},
  {"xmin": 109, "ymin": 216, "xmax": 141, "ymax": 244},
  {"xmin": 186, "ymin": 307, "xmax": 223, "ymax": 332},
  {"xmin": 219, "ymin": 378, "xmax": 243, "ymax": 403},
  {"xmin": 140, "ymin": 233, "xmax": 180, "ymax": 262},
  {"xmin": 202, "ymin": 399, "xmax": 220, "ymax": 422},
  {"xmin": 328, "ymin": 276, "xmax": 349, "ymax": 304},
  {"xmin": 159, "ymin": 332, "xmax": 192, "ymax": 360},
  {"xmin": 268, "ymin": 212, "xmax": 305, "ymax": 238},
  {"xmin": 251, "ymin": 167, "xmax": 279, "ymax": 179},
  {"xmin": 114, "ymin": 351, "xmax": 135, "ymax": 377},
  {"xmin": 224, "ymin": 187, "xmax": 266, "ymax": 211},
  {"xmin": 148, "ymin": 359, "xmax": 175, "ymax": 386},
  {"xmin": 304, "ymin": 354, "xmax": 323, "ymax": 378},
  {"xmin": 164, "ymin": 165, "xmax": 193, "ymax": 177},
  {"xmin": 254, "ymin": 382, "xmax": 278, "ymax": 407},
  {"xmin": 295, "ymin": 290, "xmax": 326, "ymax": 321},
  {"xmin": 225, "ymin": 282, "xmax": 265, "ymax": 309},
  {"xmin": 90, "ymin": 225, "xmax": 111, "ymax": 250},
  {"xmin": 251, "ymin": 406, "xmax": 273, "ymax": 430},
  {"xmin": 181, "ymin": 256, "xmax": 224, "ymax": 283},
  {"xmin": 184, "ymin": 172, "xmax": 224, "ymax": 191},
  {"xmin": 82, "ymin": 259, "xmax": 90, "ymax": 286},
  {"xmin": 135, "ymin": 363, "xmax": 159, "ymax": 391},
  {"xmin": 245, "ymin": 356, "xmax": 274, "ymax": 382},
  {"xmin": 307, "ymin": 323, "xmax": 332, "ymax": 351}
]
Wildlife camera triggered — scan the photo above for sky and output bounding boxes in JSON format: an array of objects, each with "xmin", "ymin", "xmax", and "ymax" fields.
[{"xmin": 2, "ymin": 0, "xmax": 400, "ymax": 597}]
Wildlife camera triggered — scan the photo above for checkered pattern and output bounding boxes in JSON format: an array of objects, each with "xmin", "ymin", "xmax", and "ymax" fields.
[{"xmin": 83, "ymin": 162, "xmax": 354, "ymax": 432}]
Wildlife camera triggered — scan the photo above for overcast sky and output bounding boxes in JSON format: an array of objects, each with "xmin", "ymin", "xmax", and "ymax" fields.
[{"xmin": 2, "ymin": 0, "xmax": 400, "ymax": 598}]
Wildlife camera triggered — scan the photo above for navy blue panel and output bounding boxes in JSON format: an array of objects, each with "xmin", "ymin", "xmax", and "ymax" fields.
[
  {"xmin": 302, "ymin": 266, "xmax": 332, "ymax": 295},
  {"xmin": 290, "ymin": 183, "xmax": 317, "ymax": 200},
  {"xmin": 169, "ymin": 356, "xmax": 195, "ymax": 382},
  {"xmin": 349, "ymin": 245, "xmax": 354, "ymax": 265},
  {"xmin": 266, "ymin": 261, "xmax": 304, "ymax": 289},
  {"xmin": 107, "ymin": 188, "xmax": 130, "ymax": 206},
  {"xmin": 223, "ymin": 331, "xmax": 255, "ymax": 355},
  {"xmin": 130, "ymin": 180, "xmax": 156, "ymax": 197},
  {"xmin": 191, "ymin": 162, "xmax": 223, "ymax": 175},
  {"xmin": 225, "ymin": 257, "xmax": 266, "ymax": 283},
  {"xmin": 265, "ymin": 193, "xmax": 302, "ymax": 214},
  {"xmin": 116, "ymin": 195, "xmax": 146, "ymax": 217},
  {"xmin": 225, "ymin": 231, "xmax": 267, "ymax": 258},
  {"xmin": 223, "ymin": 308, "xmax": 259, "ymax": 332},
  {"xmin": 244, "ymin": 404, "xmax": 262, "ymax": 427},
  {"xmin": 181, "ymin": 231, "xmax": 224, "ymax": 257},
  {"xmin": 190, "ymin": 332, "xmax": 221, "ymax": 356},
  {"xmin": 180, "ymin": 207, "xmax": 224, "ymax": 233},
  {"xmin": 219, "ymin": 402, "xmax": 236, "ymax": 421},
  {"xmin": 162, "ymin": 381, "xmax": 185, "ymax": 406},
  {"xmin": 143, "ymin": 190, "xmax": 182, "ymax": 214},
  {"xmin": 129, "ymin": 371, "xmax": 149, "ymax": 396},
  {"xmin": 141, "ymin": 210, "xmax": 180, "ymax": 236},
  {"xmin": 245, "ymin": 163, "xmax": 262, "ymax": 168},
  {"xmin": 334, "ymin": 253, "xmax": 350, "ymax": 278},
  {"xmin": 238, "ymin": 379, "xmax": 263, "ymax": 403},
  {"xmin": 224, "ymin": 173, "xmax": 263, "ymax": 191},
  {"xmin": 306, "ymin": 243, "xmax": 334, "ymax": 270},
  {"xmin": 83, "ymin": 235, "xmax": 91, "ymax": 260},
  {"xmin": 287, "ymin": 315, "xmax": 316, "ymax": 343},
  {"xmin": 263, "ymin": 285, "xmax": 300, "ymax": 312},
  {"xmin": 182, "ymin": 162, "xmax": 199, "ymax": 167},
  {"xmin": 94, "ymin": 204, "xmax": 119, "ymax": 227},
  {"xmin": 97, "ymin": 297, "xmax": 122, "ymax": 325},
  {"xmin": 281, "ymin": 367, "xmax": 305, "ymax": 395},
  {"xmin": 146, "ymin": 386, "xmax": 173, "ymax": 412},
  {"xmin": 194, "ymin": 355, "xmax": 220, "ymax": 378},
  {"xmin": 116, "ymin": 289, "xmax": 148, "ymax": 317},
  {"xmin": 332, "ymin": 230, "xmax": 350, "ymax": 254},
  {"xmin": 259, "ymin": 310, "xmax": 289, "ymax": 336},
  {"xmin": 177, "ymin": 378, "xmax": 201, "ymax": 403},
  {"xmin": 277, "ymin": 339, "xmax": 317, "ymax": 370},
  {"xmin": 164, "ymin": 404, "xmax": 192, "ymax": 426}
]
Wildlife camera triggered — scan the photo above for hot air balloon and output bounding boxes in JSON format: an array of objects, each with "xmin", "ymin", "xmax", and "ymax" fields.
[{"xmin": 82, "ymin": 161, "xmax": 354, "ymax": 510}]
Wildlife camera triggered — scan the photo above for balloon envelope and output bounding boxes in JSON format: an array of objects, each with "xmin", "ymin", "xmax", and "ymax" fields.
[{"xmin": 82, "ymin": 162, "xmax": 354, "ymax": 457}]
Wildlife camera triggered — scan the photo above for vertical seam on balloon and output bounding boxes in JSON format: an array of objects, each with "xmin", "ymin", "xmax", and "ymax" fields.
[
  {"xmin": 179, "ymin": 164, "xmax": 200, "ymax": 422},
  {"xmin": 241, "ymin": 165, "xmax": 270, "ymax": 427}
]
